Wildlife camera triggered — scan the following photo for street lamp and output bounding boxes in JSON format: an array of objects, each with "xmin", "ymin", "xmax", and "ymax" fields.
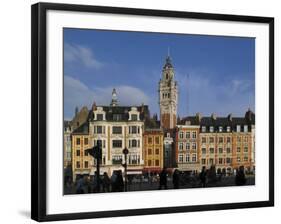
[{"xmin": 122, "ymin": 147, "xmax": 129, "ymax": 192}]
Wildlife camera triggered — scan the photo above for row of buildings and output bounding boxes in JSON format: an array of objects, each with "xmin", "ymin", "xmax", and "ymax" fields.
[{"xmin": 64, "ymin": 55, "xmax": 255, "ymax": 181}]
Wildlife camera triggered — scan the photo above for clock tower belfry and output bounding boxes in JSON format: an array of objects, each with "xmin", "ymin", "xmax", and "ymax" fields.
[{"xmin": 159, "ymin": 55, "xmax": 178, "ymax": 129}]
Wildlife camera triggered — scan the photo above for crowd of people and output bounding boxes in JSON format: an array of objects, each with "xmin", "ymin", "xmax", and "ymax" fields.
[{"xmin": 65, "ymin": 165, "xmax": 250, "ymax": 194}]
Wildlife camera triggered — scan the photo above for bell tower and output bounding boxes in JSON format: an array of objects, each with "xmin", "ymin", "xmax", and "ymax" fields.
[{"xmin": 159, "ymin": 54, "xmax": 178, "ymax": 129}]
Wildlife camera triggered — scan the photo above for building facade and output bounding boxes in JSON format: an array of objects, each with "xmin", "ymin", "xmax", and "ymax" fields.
[
  {"xmin": 176, "ymin": 123, "xmax": 200, "ymax": 172},
  {"xmin": 143, "ymin": 129, "xmax": 164, "ymax": 173},
  {"xmin": 71, "ymin": 123, "xmax": 91, "ymax": 181}
]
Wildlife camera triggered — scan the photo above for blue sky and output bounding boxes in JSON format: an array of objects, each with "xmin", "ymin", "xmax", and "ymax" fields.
[{"xmin": 64, "ymin": 28, "xmax": 255, "ymax": 120}]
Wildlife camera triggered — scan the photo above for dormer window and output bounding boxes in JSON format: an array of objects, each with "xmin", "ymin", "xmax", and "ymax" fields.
[
  {"xmin": 202, "ymin": 126, "xmax": 206, "ymax": 132},
  {"xmin": 210, "ymin": 126, "xmax": 214, "ymax": 133},
  {"xmin": 244, "ymin": 125, "xmax": 248, "ymax": 132},
  {"xmin": 227, "ymin": 126, "xmax": 231, "ymax": 132},
  {"xmin": 237, "ymin": 125, "xmax": 241, "ymax": 132},
  {"xmin": 219, "ymin": 126, "xmax": 223, "ymax": 132},
  {"xmin": 96, "ymin": 114, "xmax": 103, "ymax": 121},
  {"xmin": 131, "ymin": 114, "xmax": 138, "ymax": 121}
]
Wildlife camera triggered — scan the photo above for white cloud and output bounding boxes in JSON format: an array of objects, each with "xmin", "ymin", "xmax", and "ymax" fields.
[
  {"xmin": 64, "ymin": 43, "xmax": 103, "ymax": 69},
  {"xmin": 64, "ymin": 76, "xmax": 152, "ymax": 118},
  {"xmin": 176, "ymin": 70, "xmax": 255, "ymax": 117}
]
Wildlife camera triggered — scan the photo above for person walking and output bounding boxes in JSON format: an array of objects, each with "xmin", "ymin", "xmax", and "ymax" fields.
[
  {"xmin": 102, "ymin": 172, "xmax": 111, "ymax": 192},
  {"xmin": 199, "ymin": 166, "xmax": 207, "ymax": 187},
  {"xmin": 158, "ymin": 167, "xmax": 168, "ymax": 190},
  {"xmin": 235, "ymin": 166, "xmax": 247, "ymax": 186},
  {"xmin": 172, "ymin": 169, "xmax": 180, "ymax": 189}
]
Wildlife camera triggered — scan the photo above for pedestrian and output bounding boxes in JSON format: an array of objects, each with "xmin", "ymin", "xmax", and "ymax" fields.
[
  {"xmin": 76, "ymin": 175, "xmax": 85, "ymax": 194},
  {"xmin": 172, "ymin": 169, "xmax": 180, "ymax": 189},
  {"xmin": 102, "ymin": 172, "xmax": 111, "ymax": 192},
  {"xmin": 158, "ymin": 167, "xmax": 168, "ymax": 190},
  {"xmin": 116, "ymin": 170, "xmax": 124, "ymax": 192},
  {"xmin": 199, "ymin": 166, "xmax": 207, "ymax": 187},
  {"xmin": 235, "ymin": 166, "xmax": 247, "ymax": 186},
  {"xmin": 111, "ymin": 170, "xmax": 118, "ymax": 192}
]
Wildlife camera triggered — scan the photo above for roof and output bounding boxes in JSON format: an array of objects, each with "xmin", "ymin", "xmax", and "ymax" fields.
[
  {"xmin": 90, "ymin": 105, "xmax": 150, "ymax": 122},
  {"xmin": 72, "ymin": 122, "xmax": 89, "ymax": 135}
]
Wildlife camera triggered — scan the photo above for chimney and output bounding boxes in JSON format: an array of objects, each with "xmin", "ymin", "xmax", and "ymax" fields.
[
  {"xmin": 211, "ymin": 113, "xmax": 217, "ymax": 120},
  {"xmin": 92, "ymin": 101, "xmax": 97, "ymax": 111}
]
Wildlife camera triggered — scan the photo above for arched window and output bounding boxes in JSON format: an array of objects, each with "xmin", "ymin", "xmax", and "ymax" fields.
[{"xmin": 166, "ymin": 73, "xmax": 169, "ymax": 79}]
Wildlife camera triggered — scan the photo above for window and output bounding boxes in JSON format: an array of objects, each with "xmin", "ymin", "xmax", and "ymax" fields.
[
  {"xmin": 84, "ymin": 149, "xmax": 89, "ymax": 156},
  {"xmin": 155, "ymin": 137, "xmax": 160, "ymax": 144},
  {"xmin": 209, "ymin": 158, "xmax": 214, "ymax": 165},
  {"xmin": 76, "ymin": 161, "xmax": 80, "ymax": 168},
  {"xmin": 201, "ymin": 158, "xmax": 206, "ymax": 164},
  {"xmin": 209, "ymin": 148, "xmax": 214, "ymax": 154},
  {"xmin": 227, "ymin": 126, "xmax": 231, "ymax": 132},
  {"xmin": 76, "ymin": 138, "xmax": 80, "ymax": 145},
  {"xmin": 113, "ymin": 114, "xmax": 122, "ymax": 121},
  {"xmin": 155, "ymin": 148, "xmax": 160, "ymax": 155},
  {"xmin": 155, "ymin": 160, "xmax": 160, "ymax": 166},
  {"xmin": 244, "ymin": 136, "xmax": 248, "ymax": 142},
  {"xmin": 209, "ymin": 137, "xmax": 214, "ymax": 143},
  {"xmin": 226, "ymin": 147, "xmax": 231, "ymax": 154},
  {"xmin": 237, "ymin": 125, "xmax": 241, "ymax": 132},
  {"xmin": 202, "ymin": 148, "xmax": 206, "ymax": 154},
  {"xmin": 202, "ymin": 137, "xmax": 206, "ymax": 143},
  {"xmin": 244, "ymin": 125, "xmax": 248, "ymax": 132},
  {"xmin": 226, "ymin": 158, "xmax": 231, "ymax": 164},
  {"xmin": 179, "ymin": 143, "xmax": 183, "ymax": 151},
  {"xmin": 192, "ymin": 142, "xmax": 197, "ymax": 150},
  {"xmin": 178, "ymin": 154, "xmax": 183, "ymax": 163},
  {"xmin": 192, "ymin": 154, "xmax": 197, "ymax": 162},
  {"xmin": 202, "ymin": 126, "xmax": 206, "ymax": 132},
  {"xmin": 219, "ymin": 148, "xmax": 223, "ymax": 154},
  {"xmin": 219, "ymin": 126, "xmax": 223, "ymax": 132},
  {"xmin": 148, "ymin": 160, "xmax": 152, "ymax": 166},
  {"xmin": 96, "ymin": 114, "xmax": 103, "ymax": 121},
  {"xmin": 112, "ymin": 155, "xmax": 122, "ymax": 164},
  {"xmin": 76, "ymin": 150, "xmax": 80, "ymax": 156},
  {"xmin": 192, "ymin": 131, "xmax": 197, "ymax": 139},
  {"xmin": 179, "ymin": 131, "xmax": 184, "ymax": 139},
  {"xmin": 237, "ymin": 136, "xmax": 241, "ymax": 142},
  {"xmin": 237, "ymin": 147, "xmax": 241, "ymax": 153},
  {"xmin": 226, "ymin": 137, "xmax": 231, "ymax": 143},
  {"xmin": 186, "ymin": 154, "xmax": 190, "ymax": 162},
  {"xmin": 210, "ymin": 126, "xmax": 214, "ymax": 132},
  {"xmin": 129, "ymin": 126, "xmax": 139, "ymax": 134},
  {"xmin": 148, "ymin": 148, "xmax": 152, "ymax": 155},
  {"xmin": 219, "ymin": 158, "xmax": 223, "ymax": 164},
  {"xmin": 148, "ymin": 137, "xmax": 152, "ymax": 144},
  {"xmin": 112, "ymin": 126, "xmax": 122, "ymax": 134},
  {"xmin": 244, "ymin": 147, "xmax": 248, "ymax": 153},
  {"xmin": 96, "ymin": 126, "xmax": 104, "ymax": 134},
  {"xmin": 237, "ymin": 157, "xmax": 241, "ymax": 162},
  {"xmin": 186, "ymin": 143, "xmax": 190, "ymax": 150},
  {"xmin": 219, "ymin": 137, "xmax": 223, "ymax": 143},
  {"xmin": 131, "ymin": 139, "xmax": 137, "ymax": 147},
  {"xmin": 244, "ymin": 156, "xmax": 248, "ymax": 162},
  {"xmin": 131, "ymin": 114, "xmax": 138, "ymax": 121},
  {"xmin": 186, "ymin": 131, "xmax": 190, "ymax": 139},
  {"xmin": 112, "ymin": 140, "xmax": 122, "ymax": 148},
  {"xmin": 84, "ymin": 161, "xmax": 88, "ymax": 168},
  {"xmin": 84, "ymin": 138, "xmax": 88, "ymax": 145}
]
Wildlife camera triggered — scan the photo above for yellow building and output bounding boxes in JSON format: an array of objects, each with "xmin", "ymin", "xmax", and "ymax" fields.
[
  {"xmin": 143, "ymin": 129, "xmax": 164, "ymax": 173},
  {"xmin": 71, "ymin": 122, "xmax": 91, "ymax": 181}
]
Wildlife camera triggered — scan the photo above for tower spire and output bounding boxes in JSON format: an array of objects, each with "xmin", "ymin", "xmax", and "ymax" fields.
[{"xmin": 110, "ymin": 88, "xmax": 118, "ymax": 106}]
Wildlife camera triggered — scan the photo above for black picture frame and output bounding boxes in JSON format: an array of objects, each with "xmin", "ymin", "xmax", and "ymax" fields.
[{"xmin": 31, "ymin": 2, "xmax": 274, "ymax": 222}]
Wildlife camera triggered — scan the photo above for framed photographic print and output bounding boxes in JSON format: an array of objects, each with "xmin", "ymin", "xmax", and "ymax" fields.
[{"xmin": 31, "ymin": 2, "xmax": 274, "ymax": 222}]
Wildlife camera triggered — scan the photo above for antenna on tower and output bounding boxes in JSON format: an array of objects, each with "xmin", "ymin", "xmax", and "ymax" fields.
[
  {"xmin": 186, "ymin": 73, "xmax": 190, "ymax": 116},
  {"xmin": 168, "ymin": 46, "xmax": 170, "ymax": 57}
]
